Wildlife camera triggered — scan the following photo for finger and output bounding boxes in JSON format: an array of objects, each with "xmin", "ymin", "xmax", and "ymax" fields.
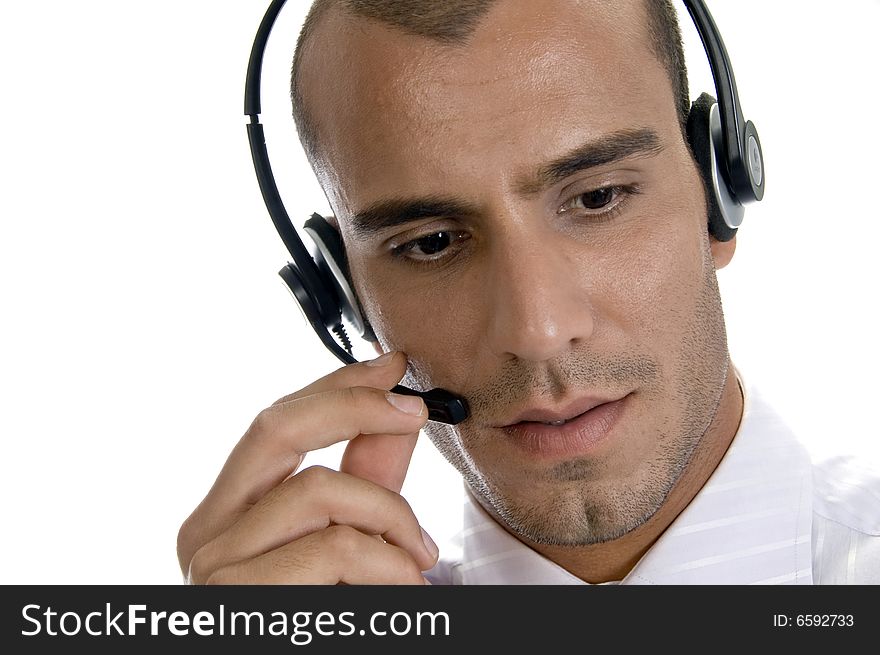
[
  {"xmin": 271, "ymin": 350, "xmax": 409, "ymax": 406},
  {"xmin": 224, "ymin": 386, "xmax": 426, "ymax": 500},
  {"xmin": 223, "ymin": 351, "xmax": 410, "ymax": 508},
  {"xmin": 340, "ymin": 431, "xmax": 419, "ymax": 493},
  {"xmin": 333, "ymin": 352, "xmax": 419, "ymax": 491},
  {"xmin": 203, "ymin": 525, "xmax": 429, "ymax": 585},
  {"xmin": 187, "ymin": 387, "xmax": 427, "ymax": 548},
  {"xmin": 177, "ymin": 351, "xmax": 419, "ymax": 571},
  {"xmin": 190, "ymin": 466, "xmax": 438, "ymax": 582}
]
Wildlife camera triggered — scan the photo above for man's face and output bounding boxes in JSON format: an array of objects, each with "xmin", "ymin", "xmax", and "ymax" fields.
[{"xmin": 301, "ymin": 0, "xmax": 735, "ymax": 545}]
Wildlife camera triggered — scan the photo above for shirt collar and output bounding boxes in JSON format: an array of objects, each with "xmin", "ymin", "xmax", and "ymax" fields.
[{"xmin": 451, "ymin": 373, "xmax": 815, "ymax": 585}]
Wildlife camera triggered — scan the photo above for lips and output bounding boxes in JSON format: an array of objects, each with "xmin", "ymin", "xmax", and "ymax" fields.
[
  {"xmin": 499, "ymin": 394, "xmax": 626, "ymax": 428},
  {"xmin": 497, "ymin": 393, "xmax": 632, "ymax": 459}
]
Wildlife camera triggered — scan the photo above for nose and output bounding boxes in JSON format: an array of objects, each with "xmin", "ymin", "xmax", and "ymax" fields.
[{"xmin": 484, "ymin": 226, "xmax": 596, "ymax": 363}]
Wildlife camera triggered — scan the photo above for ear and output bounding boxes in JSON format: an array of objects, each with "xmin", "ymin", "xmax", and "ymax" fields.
[{"xmin": 710, "ymin": 233, "xmax": 736, "ymax": 270}]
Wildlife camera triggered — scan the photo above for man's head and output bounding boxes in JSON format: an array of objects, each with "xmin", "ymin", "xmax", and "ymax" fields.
[{"xmin": 290, "ymin": 0, "xmax": 737, "ymax": 546}]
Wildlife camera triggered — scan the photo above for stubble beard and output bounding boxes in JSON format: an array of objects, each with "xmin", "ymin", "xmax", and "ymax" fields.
[{"xmin": 420, "ymin": 248, "xmax": 731, "ymax": 547}]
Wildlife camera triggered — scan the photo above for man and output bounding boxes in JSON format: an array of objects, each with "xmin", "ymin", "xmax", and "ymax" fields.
[{"xmin": 177, "ymin": 0, "xmax": 879, "ymax": 584}]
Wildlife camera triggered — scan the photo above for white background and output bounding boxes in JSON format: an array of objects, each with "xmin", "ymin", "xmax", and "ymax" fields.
[{"xmin": 1, "ymin": 1, "xmax": 878, "ymax": 584}]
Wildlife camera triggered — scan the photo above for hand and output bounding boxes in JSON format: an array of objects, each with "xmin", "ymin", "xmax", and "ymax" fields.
[{"xmin": 176, "ymin": 351, "xmax": 438, "ymax": 584}]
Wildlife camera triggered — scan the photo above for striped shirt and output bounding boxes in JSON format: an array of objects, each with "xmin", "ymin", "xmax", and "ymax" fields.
[{"xmin": 426, "ymin": 380, "xmax": 880, "ymax": 585}]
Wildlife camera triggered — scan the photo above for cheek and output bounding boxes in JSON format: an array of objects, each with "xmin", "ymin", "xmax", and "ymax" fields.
[
  {"xmin": 352, "ymin": 262, "xmax": 442, "ymax": 352},
  {"xmin": 352, "ymin": 259, "xmax": 484, "ymax": 390},
  {"xmin": 594, "ymin": 200, "xmax": 709, "ymax": 345}
]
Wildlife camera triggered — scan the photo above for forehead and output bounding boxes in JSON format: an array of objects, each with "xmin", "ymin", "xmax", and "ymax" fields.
[{"xmin": 300, "ymin": 0, "xmax": 675, "ymax": 210}]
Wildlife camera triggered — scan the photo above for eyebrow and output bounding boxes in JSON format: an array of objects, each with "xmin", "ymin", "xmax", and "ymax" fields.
[
  {"xmin": 516, "ymin": 127, "xmax": 663, "ymax": 196},
  {"xmin": 347, "ymin": 127, "xmax": 663, "ymax": 238},
  {"xmin": 349, "ymin": 196, "xmax": 480, "ymax": 240}
]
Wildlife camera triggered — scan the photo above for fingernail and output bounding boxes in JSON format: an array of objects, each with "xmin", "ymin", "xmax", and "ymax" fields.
[
  {"xmin": 385, "ymin": 392, "xmax": 425, "ymax": 416},
  {"xmin": 420, "ymin": 526, "xmax": 439, "ymax": 560},
  {"xmin": 366, "ymin": 351, "xmax": 396, "ymax": 367}
]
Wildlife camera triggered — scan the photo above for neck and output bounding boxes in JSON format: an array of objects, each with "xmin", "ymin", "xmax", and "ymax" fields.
[{"xmin": 506, "ymin": 361, "xmax": 744, "ymax": 584}]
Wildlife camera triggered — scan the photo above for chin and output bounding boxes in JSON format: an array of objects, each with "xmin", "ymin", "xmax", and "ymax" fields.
[{"xmin": 470, "ymin": 434, "xmax": 689, "ymax": 546}]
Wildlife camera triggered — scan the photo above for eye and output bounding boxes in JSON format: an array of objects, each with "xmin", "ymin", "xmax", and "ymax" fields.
[
  {"xmin": 411, "ymin": 232, "xmax": 453, "ymax": 255},
  {"xmin": 576, "ymin": 187, "xmax": 616, "ymax": 209},
  {"xmin": 391, "ymin": 230, "xmax": 470, "ymax": 263},
  {"xmin": 558, "ymin": 185, "xmax": 637, "ymax": 219}
]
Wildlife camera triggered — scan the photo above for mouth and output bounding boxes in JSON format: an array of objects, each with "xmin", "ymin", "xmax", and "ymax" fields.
[
  {"xmin": 498, "ymin": 393, "xmax": 631, "ymax": 459},
  {"xmin": 499, "ymin": 393, "xmax": 628, "ymax": 427}
]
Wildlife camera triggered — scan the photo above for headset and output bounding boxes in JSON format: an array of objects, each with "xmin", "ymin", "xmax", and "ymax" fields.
[{"xmin": 244, "ymin": 0, "xmax": 765, "ymax": 426}]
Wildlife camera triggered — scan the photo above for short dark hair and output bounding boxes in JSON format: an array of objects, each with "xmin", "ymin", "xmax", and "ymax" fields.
[{"xmin": 290, "ymin": 0, "xmax": 690, "ymax": 167}]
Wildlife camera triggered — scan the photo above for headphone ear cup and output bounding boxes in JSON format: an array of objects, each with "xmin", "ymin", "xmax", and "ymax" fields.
[
  {"xmin": 302, "ymin": 214, "xmax": 378, "ymax": 342},
  {"xmin": 686, "ymin": 93, "xmax": 737, "ymax": 243},
  {"xmin": 278, "ymin": 262, "xmax": 335, "ymax": 334}
]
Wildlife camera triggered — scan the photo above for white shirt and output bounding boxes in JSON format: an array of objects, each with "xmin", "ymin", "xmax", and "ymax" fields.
[{"xmin": 426, "ymin": 379, "xmax": 880, "ymax": 584}]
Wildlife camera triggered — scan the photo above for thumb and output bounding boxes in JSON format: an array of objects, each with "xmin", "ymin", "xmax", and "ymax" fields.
[
  {"xmin": 339, "ymin": 431, "xmax": 419, "ymax": 493},
  {"xmin": 340, "ymin": 350, "xmax": 423, "ymax": 492}
]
